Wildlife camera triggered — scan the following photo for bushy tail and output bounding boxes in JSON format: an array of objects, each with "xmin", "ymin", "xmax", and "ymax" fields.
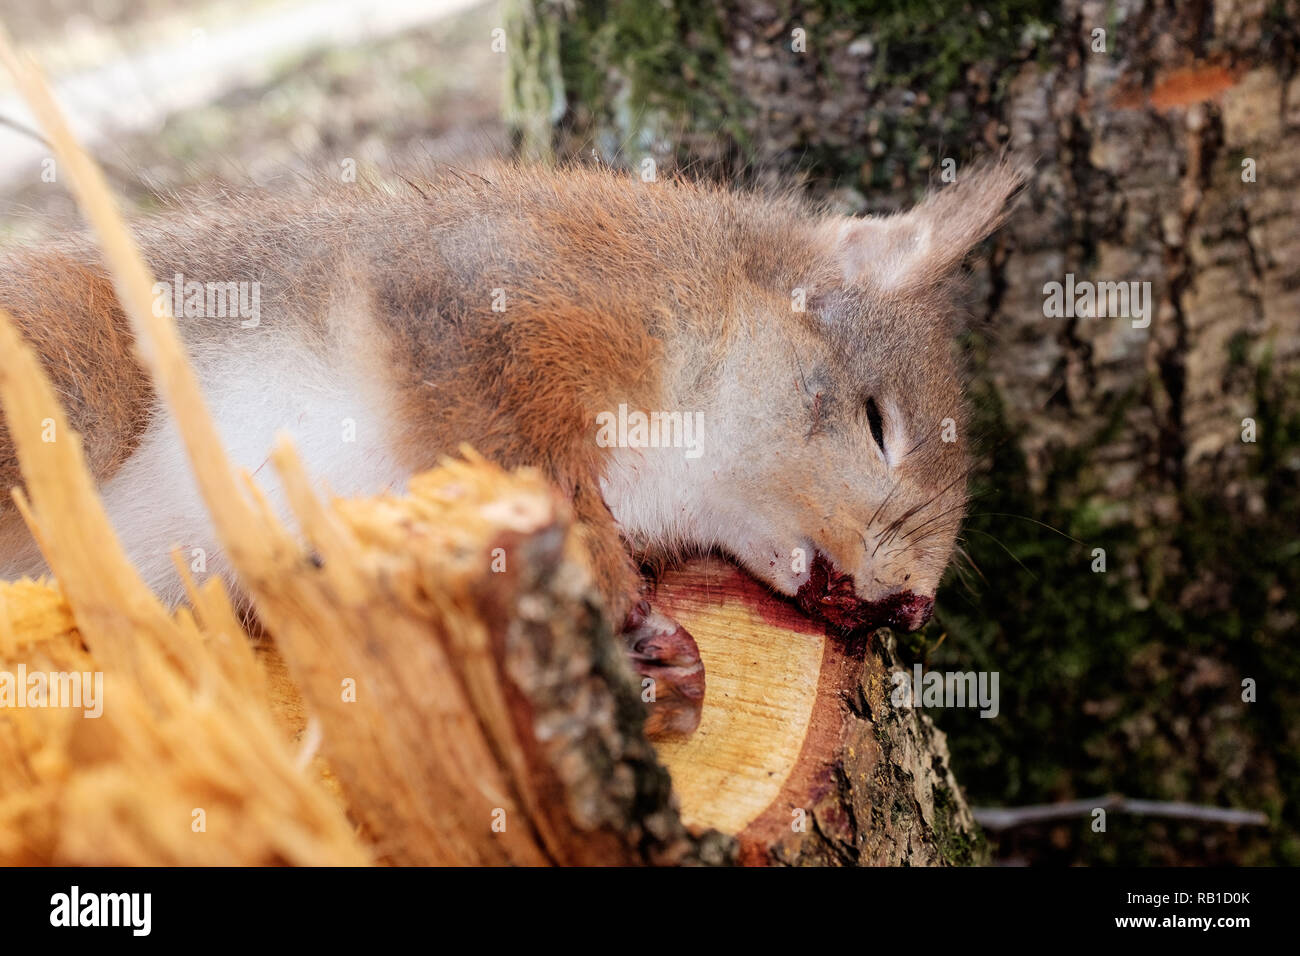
[{"xmin": 0, "ymin": 247, "xmax": 154, "ymax": 576}]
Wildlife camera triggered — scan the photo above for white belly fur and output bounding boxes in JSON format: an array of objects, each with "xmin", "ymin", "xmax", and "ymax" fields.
[{"xmin": 9, "ymin": 330, "xmax": 410, "ymax": 607}]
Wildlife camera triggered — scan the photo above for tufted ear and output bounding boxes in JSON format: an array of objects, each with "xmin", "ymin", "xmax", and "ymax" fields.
[{"xmin": 824, "ymin": 158, "xmax": 1028, "ymax": 292}]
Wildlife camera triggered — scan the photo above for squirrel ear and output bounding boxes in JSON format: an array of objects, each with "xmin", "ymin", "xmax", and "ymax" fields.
[{"xmin": 826, "ymin": 157, "xmax": 1028, "ymax": 292}]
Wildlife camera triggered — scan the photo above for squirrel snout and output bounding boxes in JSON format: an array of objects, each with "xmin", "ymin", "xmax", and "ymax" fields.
[
  {"xmin": 891, "ymin": 592, "xmax": 935, "ymax": 632},
  {"xmin": 794, "ymin": 551, "xmax": 936, "ymax": 632}
]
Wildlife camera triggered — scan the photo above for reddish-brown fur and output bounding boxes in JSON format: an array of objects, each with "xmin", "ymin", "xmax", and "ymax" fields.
[
  {"xmin": 0, "ymin": 251, "xmax": 153, "ymax": 570},
  {"xmin": 0, "ymin": 161, "xmax": 1024, "ymax": 662},
  {"xmin": 0, "ymin": 251, "xmax": 151, "ymax": 488}
]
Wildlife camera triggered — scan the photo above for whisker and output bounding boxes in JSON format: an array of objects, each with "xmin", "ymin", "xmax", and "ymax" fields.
[
  {"xmin": 954, "ymin": 543, "xmax": 986, "ymax": 584},
  {"xmin": 899, "ymin": 500, "xmax": 968, "ymax": 541},
  {"xmin": 901, "ymin": 430, "xmax": 938, "ymax": 460},
  {"xmin": 967, "ymin": 511, "xmax": 1083, "ymax": 544},
  {"xmin": 872, "ymin": 470, "xmax": 971, "ymax": 555},
  {"xmin": 866, "ymin": 477, "xmax": 902, "ymax": 532},
  {"xmin": 881, "ymin": 524, "xmax": 961, "ymax": 563},
  {"xmin": 962, "ymin": 527, "xmax": 1038, "ymax": 582}
]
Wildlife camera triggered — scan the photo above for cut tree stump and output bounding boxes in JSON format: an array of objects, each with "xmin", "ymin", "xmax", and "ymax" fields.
[{"xmin": 651, "ymin": 558, "xmax": 983, "ymax": 866}]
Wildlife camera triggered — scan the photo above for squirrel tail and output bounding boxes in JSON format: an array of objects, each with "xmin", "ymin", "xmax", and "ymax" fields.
[{"xmin": 0, "ymin": 247, "xmax": 155, "ymax": 578}]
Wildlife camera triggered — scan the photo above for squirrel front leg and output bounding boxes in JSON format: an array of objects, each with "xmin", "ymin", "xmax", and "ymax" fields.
[{"xmin": 570, "ymin": 482, "xmax": 704, "ymax": 737}]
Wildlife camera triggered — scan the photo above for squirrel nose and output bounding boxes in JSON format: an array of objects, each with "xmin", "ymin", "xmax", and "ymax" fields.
[{"xmin": 893, "ymin": 592, "xmax": 934, "ymax": 631}]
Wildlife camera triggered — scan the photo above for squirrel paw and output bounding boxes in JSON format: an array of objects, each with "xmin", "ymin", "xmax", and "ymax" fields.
[{"xmin": 620, "ymin": 599, "xmax": 704, "ymax": 738}]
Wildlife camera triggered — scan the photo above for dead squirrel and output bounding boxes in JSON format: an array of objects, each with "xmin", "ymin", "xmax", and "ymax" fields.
[{"xmin": 0, "ymin": 159, "xmax": 1025, "ymax": 736}]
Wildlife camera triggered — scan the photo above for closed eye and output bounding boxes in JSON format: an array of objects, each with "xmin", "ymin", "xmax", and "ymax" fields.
[{"xmin": 864, "ymin": 397, "xmax": 886, "ymax": 456}]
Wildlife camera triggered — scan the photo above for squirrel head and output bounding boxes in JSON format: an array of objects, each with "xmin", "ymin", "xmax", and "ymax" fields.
[{"xmin": 643, "ymin": 160, "xmax": 1027, "ymax": 632}]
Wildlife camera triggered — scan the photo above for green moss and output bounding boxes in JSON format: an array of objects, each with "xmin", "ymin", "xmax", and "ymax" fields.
[
  {"xmin": 932, "ymin": 783, "xmax": 989, "ymax": 865},
  {"xmin": 804, "ymin": 0, "xmax": 1055, "ymax": 192},
  {"xmin": 511, "ymin": 0, "xmax": 742, "ymax": 163},
  {"xmin": 505, "ymin": 0, "xmax": 568, "ymax": 161},
  {"xmin": 512, "ymin": 0, "xmax": 1056, "ymax": 185},
  {"xmin": 825, "ymin": 0, "xmax": 1055, "ymax": 99}
]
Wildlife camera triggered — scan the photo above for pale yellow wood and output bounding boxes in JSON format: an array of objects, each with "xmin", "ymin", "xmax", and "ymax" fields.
[{"xmin": 653, "ymin": 569, "xmax": 825, "ymax": 834}]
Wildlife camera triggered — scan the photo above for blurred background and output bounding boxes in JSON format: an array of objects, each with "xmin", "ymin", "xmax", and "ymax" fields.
[{"xmin": 0, "ymin": 0, "xmax": 1295, "ymax": 866}]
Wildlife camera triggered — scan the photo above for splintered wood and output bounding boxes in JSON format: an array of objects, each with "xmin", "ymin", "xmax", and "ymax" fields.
[{"xmin": 0, "ymin": 309, "xmax": 366, "ymax": 866}]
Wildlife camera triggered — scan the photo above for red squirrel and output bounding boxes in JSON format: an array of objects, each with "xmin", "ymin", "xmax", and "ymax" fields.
[{"xmin": 0, "ymin": 160, "xmax": 1024, "ymax": 736}]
